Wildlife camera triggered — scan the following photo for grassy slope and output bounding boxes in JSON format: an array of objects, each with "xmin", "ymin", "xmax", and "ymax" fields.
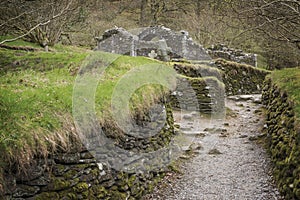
[
  {"xmin": 270, "ymin": 68, "xmax": 300, "ymax": 118},
  {"xmin": 0, "ymin": 41, "xmax": 167, "ymax": 172}
]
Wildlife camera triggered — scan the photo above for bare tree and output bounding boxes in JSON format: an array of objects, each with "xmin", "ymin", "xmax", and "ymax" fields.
[
  {"xmin": 0, "ymin": 0, "xmax": 83, "ymax": 48},
  {"xmin": 196, "ymin": 0, "xmax": 300, "ymax": 68},
  {"xmin": 233, "ymin": 0, "xmax": 300, "ymax": 50},
  {"xmin": 229, "ymin": 0, "xmax": 300, "ymax": 68},
  {"xmin": 145, "ymin": 0, "xmax": 193, "ymax": 25}
]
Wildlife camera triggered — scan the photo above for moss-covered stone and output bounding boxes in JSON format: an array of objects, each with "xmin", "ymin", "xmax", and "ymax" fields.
[
  {"xmin": 91, "ymin": 185, "xmax": 108, "ymax": 199},
  {"xmin": 109, "ymin": 190, "xmax": 127, "ymax": 199},
  {"xmin": 262, "ymin": 77, "xmax": 300, "ymax": 199},
  {"xmin": 63, "ymin": 169, "xmax": 78, "ymax": 180},
  {"xmin": 47, "ymin": 178, "xmax": 72, "ymax": 191},
  {"xmin": 215, "ymin": 59, "xmax": 270, "ymax": 95},
  {"xmin": 127, "ymin": 175, "xmax": 137, "ymax": 188},
  {"xmin": 35, "ymin": 192, "xmax": 60, "ymax": 200},
  {"xmin": 73, "ymin": 182, "xmax": 89, "ymax": 193},
  {"xmin": 58, "ymin": 191, "xmax": 77, "ymax": 200}
]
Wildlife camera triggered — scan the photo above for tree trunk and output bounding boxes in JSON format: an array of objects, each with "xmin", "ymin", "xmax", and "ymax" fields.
[
  {"xmin": 149, "ymin": 0, "xmax": 160, "ymax": 26},
  {"xmin": 196, "ymin": 0, "xmax": 201, "ymax": 17},
  {"xmin": 140, "ymin": 0, "xmax": 148, "ymax": 26}
]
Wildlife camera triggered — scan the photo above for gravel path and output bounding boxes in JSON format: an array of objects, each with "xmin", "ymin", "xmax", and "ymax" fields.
[{"xmin": 143, "ymin": 95, "xmax": 283, "ymax": 200}]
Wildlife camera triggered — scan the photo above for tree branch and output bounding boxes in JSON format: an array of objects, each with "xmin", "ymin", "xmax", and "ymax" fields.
[{"xmin": 0, "ymin": 0, "xmax": 73, "ymax": 45}]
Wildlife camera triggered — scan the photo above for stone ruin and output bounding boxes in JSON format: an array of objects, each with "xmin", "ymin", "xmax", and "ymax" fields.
[
  {"xmin": 95, "ymin": 26, "xmax": 211, "ymax": 61},
  {"xmin": 95, "ymin": 26, "xmax": 257, "ymax": 66}
]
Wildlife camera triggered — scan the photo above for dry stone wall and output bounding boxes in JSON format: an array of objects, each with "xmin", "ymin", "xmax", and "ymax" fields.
[
  {"xmin": 214, "ymin": 59, "xmax": 270, "ymax": 95},
  {"xmin": 2, "ymin": 103, "xmax": 175, "ymax": 199},
  {"xmin": 170, "ymin": 60, "xmax": 269, "ymax": 114},
  {"xmin": 262, "ymin": 78, "xmax": 300, "ymax": 199},
  {"xmin": 208, "ymin": 44, "xmax": 257, "ymax": 67},
  {"xmin": 170, "ymin": 62, "xmax": 225, "ymax": 114},
  {"xmin": 170, "ymin": 75, "xmax": 225, "ymax": 114}
]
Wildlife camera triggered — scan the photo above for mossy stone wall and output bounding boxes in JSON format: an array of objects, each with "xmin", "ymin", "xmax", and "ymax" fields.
[
  {"xmin": 173, "ymin": 60, "xmax": 269, "ymax": 99},
  {"xmin": 171, "ymin": 60, "xmax": 268, "ymax": 114},
  {"xmin": 215, "ymin": 59, "xmax": 270, "ymax": 95},
  {"xmin": 262, "ymin": 78, "xmax": 300, "ymax": 199},
  {"xmin": 170, "ymin": 75, "xmax": 225, "ymax": 114},
  {"xmin": 2, "ymin": 103, "xmax": 175, "ymax": 199}
]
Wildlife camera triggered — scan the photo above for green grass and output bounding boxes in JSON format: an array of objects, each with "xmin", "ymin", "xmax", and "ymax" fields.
[
  {"xmin": 270, "ymin": 68, "xmax": 300, "ymax": 118},
  {"xmin": 0, "ymin": 47, "xmax": 88, "ymax": 168},
  {"xmin": 256, "ymin": 54, "xmax": 268, "ymax": 69},
  {"xmin": 0, "ymin": 46, "xmax": 89, "ymax": 74},
  {"xmin": 0, "ymin": 43, "xmax": 172, "ymax": 172},
  {"xmin": 0, "ymin": 36, "xmax": 42, "ymax": 49}
]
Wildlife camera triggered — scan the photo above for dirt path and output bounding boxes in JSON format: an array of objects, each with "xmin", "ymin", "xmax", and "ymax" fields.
[{"xmin": 144, "ymin": 94, "xmax": 283, "ymax": 200}]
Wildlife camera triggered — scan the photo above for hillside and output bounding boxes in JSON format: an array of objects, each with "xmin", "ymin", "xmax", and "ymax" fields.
[{"xmin": 0, "ymin": 42, "xmax": 171, "ymax": 183}]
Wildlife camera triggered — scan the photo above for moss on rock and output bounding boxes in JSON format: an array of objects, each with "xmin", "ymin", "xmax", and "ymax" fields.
[
  {"xmin": 35, "ymin": 192, "xmax": 60, "ymax": 200},
  {"xmin": 262, "ymin": 75, "xmax": 300, "ymax": 199},
  {"xmin": 73, "ymin": 182, "xmax": 89, "ymax": 193},
  {"xmin": 47, "ymin": 178, "xmax": 72, "ymax": 191}
]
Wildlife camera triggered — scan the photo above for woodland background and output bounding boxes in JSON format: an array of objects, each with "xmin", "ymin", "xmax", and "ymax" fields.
[{"xmin": 0, "ymin": 0, "xmax": 299, "ymax": 69}]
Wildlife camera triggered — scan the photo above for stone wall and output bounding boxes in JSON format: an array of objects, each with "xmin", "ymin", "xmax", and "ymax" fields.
[
  {"xmin": 170, "ymin": 62, "xmax": 225, "ymax": 114},
  {"xmin": 173, "ymin": 62, "xmax": 221, "ymax": 79},
  {"xmin": 3, "ymin": 151, "xmax": 165, "ymax": 200},
  {"xmin": 214, "ymin": 59, "xmax": 270, "ymax": 95},
  {"xmin": 172, "ymin": 76, "xmax": 225, "ymax": 114},
  {"xmin": 171, "ymin": 59, "xmax": 269, "ymax": 110},
  {"xmin": 262, "ymin": 78, "xmax": 300, "ymax": 199},
  {"xmin": 207, "ymin": 44, "xmax": 257, "ymax": 67},
  {"xmin": 2, "ymin": 103, "xmax": 175, "ymax": 199},
  {"xmin": 167, "ymin": 58, "xmax": 270, "ymax": 131}
]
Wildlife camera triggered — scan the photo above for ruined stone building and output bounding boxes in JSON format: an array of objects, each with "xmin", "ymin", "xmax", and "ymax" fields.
[
  {"xmin": 95, "ymin": 26, "xmax": 257, "ymax": 66},
  {"xmin": 95, "ymin": 26, "xmax": 210, "ymax": 61}
]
